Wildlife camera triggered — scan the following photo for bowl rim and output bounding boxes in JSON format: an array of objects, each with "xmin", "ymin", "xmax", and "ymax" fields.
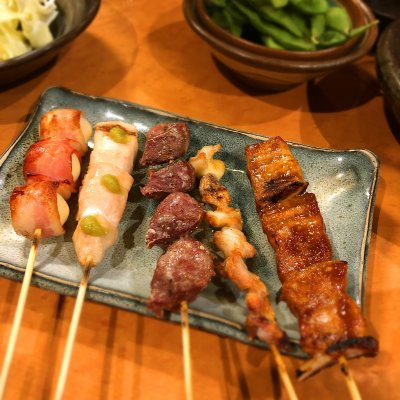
[
  {"xmin": 0, "ymin": 0, "xmax": 101, "ymax": 72},
  {"xmin": 183, "ymin": 0, "xmax": 378, "ymax": 73},
  {"xmin": 196, "ymin": 0, "xmax": 363, "ymax": 60}
]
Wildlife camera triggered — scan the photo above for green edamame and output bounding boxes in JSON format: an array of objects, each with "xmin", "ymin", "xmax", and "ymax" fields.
[
  {"xmin": 317, "ymin": 30, "xmax": 347, "ymax": 48},
  {"xmin": 290, "ymin": 0, "xmax": 329, "ymax": 15},
  {"xmin": 262, "ymin": 36, "xmax": 285, "ymax": 49},
  {"xmin": 349, "ymin": 20, "xmax": 379, "ymax": 38},
  {"xmin": 325, "ymin": 6, "xmax": 351, "ymax": 34},
  {"xmin": 288, "ymin": 10, "xmax": 310, "ymax": 37},
  {"xmin": 234, "ymin": 0, "xmax": 315, "ymax": 50},
  {"xmin": 270, "ymin": 0, "xmax": 289, "ymax": 8},
  {"xmin": 311, "ymin": 14, "xmax": 325, "ymax": 43},
  {"xmin": 206, "ymin": 0, "xmax": 378, "ymax": 52},
  {"xmin": 258, "ymin": 5, "xmax": 303, "ymax": 37}
]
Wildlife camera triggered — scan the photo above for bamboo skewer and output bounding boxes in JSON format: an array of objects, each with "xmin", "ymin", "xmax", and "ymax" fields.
[
  {"xmin": 0, "ymin": 228, "xmax": 42, "ymax": 400},
  {"xmin": 54, "ymin": 259, "xmax": 92, "ymax": 400},
  {"xmin": 270, "ymin": 345, "xmax": 298, "ymax": 400},
  {"xmin": 339, "ymin": 356, "xmax": 362, "ymax": 400},
  {"xmin": 180, "ymin": 301, "xmax": 193, "ymax": 400}
]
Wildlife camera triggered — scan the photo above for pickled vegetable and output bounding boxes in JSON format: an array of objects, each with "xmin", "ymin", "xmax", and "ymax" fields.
[
  {"xmin": 101, "ymin": 174, "xmax": 122, "ymax": 194},
  {"xmin": 109, "ymin": 126, "xmax": 130, "ymax": 144},
  {"xmin": 80, "ymin": 216, "xmax": 108, "ymax": 237}
]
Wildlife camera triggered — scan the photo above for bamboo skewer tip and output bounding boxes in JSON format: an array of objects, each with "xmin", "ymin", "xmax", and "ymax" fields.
[
  {"xmin": 54, "ymin": 258, "xmax": 92, "ymax": 400},
  {"xmin": 339, "ymin": 356, "xmax": 362, "ymax": 400},
  {"xmin": 270, "ymin": 345, "xmax": 298, "ymax": 400},
  {"xmin": 181, "ymin": 301, "xmax": 193, "ymax": 400},
  {"xmin": 0, "ymin": 229, "xmax": 42, "ymax": 400}
]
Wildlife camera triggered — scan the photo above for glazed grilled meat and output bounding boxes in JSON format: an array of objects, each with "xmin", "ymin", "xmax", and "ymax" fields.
[
  {"xmin": 148, "ymin": 237, "xmax": 215, "ymax": 317},
  {"xmin": 260, "ymin": 193, "xmax": 333, "ymax": 282},
  {"xmin": 140, "ymin": 161, "xmax": 195, "ymax": 199},
  {"xmin": 245, "ymin": 136, "xmax": 378, "ymax": 379},
  {"xmin": 245, "ymin": 137, "xmax": 308, "ymax": 209},
  {"xmin": 140, "ymin": 122, "xmax": 190, "ymax": 165}
]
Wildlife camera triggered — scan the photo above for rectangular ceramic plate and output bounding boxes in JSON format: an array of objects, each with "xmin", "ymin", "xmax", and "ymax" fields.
[{"xmin": 0, "ymin": 87, "xmax": 379, "ymax": 358}]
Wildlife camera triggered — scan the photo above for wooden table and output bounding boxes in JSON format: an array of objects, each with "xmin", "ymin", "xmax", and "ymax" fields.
[{"xmin": 0, "ymin": 1, "xmax": 398, "ymax": 399}]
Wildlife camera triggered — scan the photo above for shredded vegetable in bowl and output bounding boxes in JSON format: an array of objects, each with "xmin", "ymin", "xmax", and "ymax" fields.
[{"xmin": 0, "ymin": 0, "xmax": 58, "ymax": 61}]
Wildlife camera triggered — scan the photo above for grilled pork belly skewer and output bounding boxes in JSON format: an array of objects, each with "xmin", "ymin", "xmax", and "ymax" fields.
[
  {"xmin": 191, "ymin": 145, "xmax": 298, "ymax": 400},
  {"xmin": 1, "ymin": 109, "xmax": 92, "ymax": 398},
  {"xmin": 55, "ymin": 121, "xmax": 138, "ymax": 400},
  {"xmin": 245, "ymin": 137, "xmax": 378, "ymax": 395}
]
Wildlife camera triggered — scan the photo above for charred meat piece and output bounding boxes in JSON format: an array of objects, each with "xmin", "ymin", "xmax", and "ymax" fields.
[
  {"xmin": 23, "ymin": 139, "xmax": 82, "ymax": 200},
  {"xmin": 10, "ymin": 181, "xmax": 65, "ymax": 239},
  {"xmin": 245, "ymin": 137, "xmax": 308, "ymax": 209},
  {"xmin": 260, "ymin": 193, "xmax": 332, "ymax": 282},
  {"xmin": 199, "ymin": 173, "xmax": 231, "ymax": 209},
  {"xmin": 140, "ymin": 161, "xmax": 195, "ymax": 199},
  {"xmin": 140, "ymin": 122, "xmax": 190, "ymax": 165},
  {"xmin": 148, "ymin": 237, "xmax": 215, "ymax": 316},
  {"xmin": 146, "ymin": 192, "xmax": 204, "ymax": 248},
  {"xmin": 281, "ymin": 260, "xmax": 378, "ymax": 359}
]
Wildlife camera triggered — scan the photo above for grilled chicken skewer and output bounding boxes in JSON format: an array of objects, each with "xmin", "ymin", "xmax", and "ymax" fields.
[
  {"xmin": 190, "ymin": 145, "xmax": 298, "ymax": 400},
  {"xmin": 2, "ymin": 109, "xmax": 92, "ymax": 399},
  {"xmin": 245, "ymin": 137, "xmax": 378, "ymax": 396},
  {"xmin": 55, "ymin": 121, "xmax": 138, "ymax": 400}
]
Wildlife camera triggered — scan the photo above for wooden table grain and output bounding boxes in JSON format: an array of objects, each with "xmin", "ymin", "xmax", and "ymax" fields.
[{"xmin": 0, "ymin": 1, "xmax": 398, "ymax": 399}]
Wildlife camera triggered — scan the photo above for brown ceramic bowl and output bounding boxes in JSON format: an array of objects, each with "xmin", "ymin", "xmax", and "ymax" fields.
[
  {"xmin": 183, "ymin": 0, "xmax": 378, "ymax": 91},
  {"xmin": 196, "ymin": 0, "xmax": 364, "ymax": 61},
  {"xmin": 0, "ymin": 0, "xmax": 100, "ymax": 86}
]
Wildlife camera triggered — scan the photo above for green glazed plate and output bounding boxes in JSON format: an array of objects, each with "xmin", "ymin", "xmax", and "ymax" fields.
[{"xmin": 0, "ymin": 87, "xmax": 379, "ymax": 358}]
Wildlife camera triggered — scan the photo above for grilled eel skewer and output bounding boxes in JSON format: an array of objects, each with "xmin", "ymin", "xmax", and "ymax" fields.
[{"xmin": 245, "ymin": 136, "xmax": 378, "ymax": 380}]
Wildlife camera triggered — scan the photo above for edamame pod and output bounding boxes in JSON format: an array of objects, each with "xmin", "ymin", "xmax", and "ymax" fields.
[
  {"xmin": 290, "ymin": 0, "xmax": 329, "ymax": 15},
  {"xmin": 233, "ymin": 1, "xmax": 316, "ymax": 50},
  {"xmin": 349, "ymin": 20, "xmax": 379, "ymax": 38},
  {"xmin": 262, "ymin": 36, "xmax": 286, "ymax": 49},
  {"xmin": 311, "ymin": 14, "xmax": 325, "ymax": 43},
  {"xmin": 258, "ymin": 5, "xmax": 303, "ymax": 37},
  {"xmin": 288, "ymin": 10, "xmax": 311, "ymax": 37},
  {"xmin": 270, "ymin": 0, "xmax": 289, "ymax": 7},
  {"xmin": 223, "ymin": 9, "xmax": 243, "ymax": 36},
  {"xmin": 325, "ymin": 6, "xmax": 351, "ymax": 34},
  {"xmin": 317, "ymin": 30, "xmax": 347, "ymax": 48}
]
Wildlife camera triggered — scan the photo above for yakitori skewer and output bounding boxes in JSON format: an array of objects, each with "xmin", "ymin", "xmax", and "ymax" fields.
[
  {"xmin": 54, "ymin": 121, "xmax": 138, "ymax": 399},
  {"xmin": 245, "ymin": 137, "xmax": 378, "ymax": 395},
  {"xmin": 190, "ymin": 144, "xmax": 298, "ymax": 400},
  {"xmin": 339, "ymin": 356, "xmax": 362, "ymax": 400},
  {"xmin": 1, "ymin": 109, "xmax": 92, "ymax": 398},
  {"xmin": 140, "ymin": 122, "xmax": 200, "ymax": 399}
]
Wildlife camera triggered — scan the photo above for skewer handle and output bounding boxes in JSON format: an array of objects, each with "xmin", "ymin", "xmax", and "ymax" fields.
[
  {"xmin": 270, "ymin": 345, "xmax": 298, "ymax": 400},
  {"xmin": 181, "ymin": 301, "xmax": 193, "ymax": 400},
  {"xmin": 54, "ymin": 264, "xmax": 91, "ymax": 400},
  {"xmin": 0, "ymin": 229, "xmax": 41, "ymax": 400},
  {"xmin": 339, "ymin": 356, "xmax": 362, "ymax": 400}
]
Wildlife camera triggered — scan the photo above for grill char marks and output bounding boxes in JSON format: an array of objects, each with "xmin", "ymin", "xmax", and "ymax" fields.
[{"xmin": 245, "ymin": 137, "xmax": 308, "ymax": 210}]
